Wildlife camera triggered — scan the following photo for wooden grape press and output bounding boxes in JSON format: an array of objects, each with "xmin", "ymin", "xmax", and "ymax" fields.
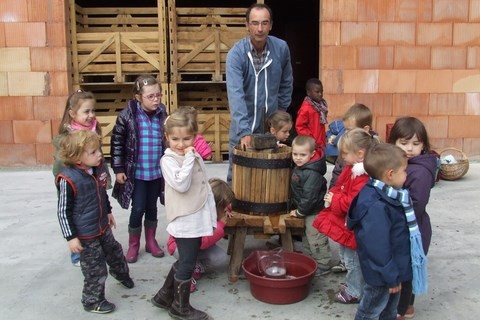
[{"xmin": 225, "ymin": 145, "xmax": 305, "ymax": 282}]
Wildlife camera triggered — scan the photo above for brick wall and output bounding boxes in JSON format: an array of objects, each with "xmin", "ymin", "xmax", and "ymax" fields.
[
  {"xmin": 320, "ymin": 0, "xmax": 480, "ymax": 156},
  {"xmin": 0, "ymin": 0, "xmax": 69, "ymax": 166}
]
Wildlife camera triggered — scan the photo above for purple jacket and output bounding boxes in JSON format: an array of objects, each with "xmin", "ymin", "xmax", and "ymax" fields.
[{"xmin": 405, "ymin": 152, "xmax": 437, "ymax": 254}]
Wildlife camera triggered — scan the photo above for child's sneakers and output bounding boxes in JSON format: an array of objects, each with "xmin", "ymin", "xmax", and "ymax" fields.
[
  {"xmin": 84, "ymin": 300, "xmax": 115, "ymax": 314},
  {"xmin": 335, "ymin": 286, "xmax": 360, "ymax": 304},
  {"xmin": 331, "ymin": 261, "xmax": 347, "ymax": 273},
  {"xmin": 192, "ymin": 262, "xmax": 205, "ymax": 280}
]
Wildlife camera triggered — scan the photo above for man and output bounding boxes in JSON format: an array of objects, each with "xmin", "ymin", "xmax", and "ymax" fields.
[{"xmin": 226, "ymin": 3, "xmax": 293, "ymax": 183}]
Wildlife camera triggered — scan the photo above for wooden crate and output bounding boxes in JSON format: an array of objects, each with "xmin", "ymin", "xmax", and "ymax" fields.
[
  {"xmin": 70, "ymin": 0, "xmax": 168, "ymax": 84},
  {"xmin": 168, "ymin": 2, "xmax": 248, "ymax": 82},
  {"xmin": 197, "ymin": 111, "xmax": 231, "ymax": 162}
]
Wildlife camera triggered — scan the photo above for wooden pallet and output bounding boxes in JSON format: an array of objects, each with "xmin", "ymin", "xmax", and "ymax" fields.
[
  {"xmin": 225, "ymin": 213, "xmax": 305, "ymax": 282},
  {"xmin": 70, "ymin": 1, "xmax": 168, "ymax": 84},
  {"xmin": 168, "ymin": 2, "xmax": 247, "ymax": 82}
]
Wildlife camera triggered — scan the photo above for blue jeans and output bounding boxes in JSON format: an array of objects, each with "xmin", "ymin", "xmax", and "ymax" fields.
[
  {"xmin": 175, "ymin": 237, "xmax": 202, "ymax": 280},
  {"xmin": 355, "ymin": 283, "xmax": 400, "ymax": 320},
  {"xmin": 343, "ymin": 246, "xmax": 365, "ymax": 298},
  {"xmin": 129, "ymin": 178, "xmax": 161, "ymax": 228}
]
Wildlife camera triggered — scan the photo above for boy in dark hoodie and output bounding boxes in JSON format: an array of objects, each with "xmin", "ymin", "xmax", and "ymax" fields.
[{"xmin": 289, "ymin": 135, "xmax": 330, "ymax": 275}]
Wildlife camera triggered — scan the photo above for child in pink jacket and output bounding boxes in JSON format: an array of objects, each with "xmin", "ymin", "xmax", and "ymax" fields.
[
  {"xmin": 166, "ymin": 178, "xmax": 234, "ymax": 291},
  {"xmin": 194, "ymin": 134, "xmax": 212, "ymax": 160}
]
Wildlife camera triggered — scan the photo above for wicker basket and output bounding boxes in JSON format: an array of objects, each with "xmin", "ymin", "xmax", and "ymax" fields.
[{"xmin": 439, "ymin": 148, "xmax": 469, "ymax": 181}]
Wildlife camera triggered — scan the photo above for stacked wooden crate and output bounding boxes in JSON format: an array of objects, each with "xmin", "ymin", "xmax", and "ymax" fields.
[{"xmin": 167, "ymin": 1, "xmax": 247, "ymax": 161}]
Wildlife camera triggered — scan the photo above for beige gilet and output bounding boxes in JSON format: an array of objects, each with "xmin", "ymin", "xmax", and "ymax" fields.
[{"xmin": 163, "ymin": 152, "xmax": 209, "ymax": 222}]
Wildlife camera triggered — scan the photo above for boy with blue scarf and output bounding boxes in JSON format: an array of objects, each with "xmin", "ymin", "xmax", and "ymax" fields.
[{"xmin": 347, "ymin": 144, "xmax": 427, "ymax": 320}]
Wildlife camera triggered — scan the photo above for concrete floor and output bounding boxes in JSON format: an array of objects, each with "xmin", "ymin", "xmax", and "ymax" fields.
[{"xmin": 0, "ymin": 161, "xmax": 479, "ymax": 320}]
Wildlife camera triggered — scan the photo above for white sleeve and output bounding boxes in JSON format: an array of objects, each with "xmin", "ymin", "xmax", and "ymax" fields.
[{"xmin": 161, "ymin": 152, "xmax": 196, "ymax": 193}]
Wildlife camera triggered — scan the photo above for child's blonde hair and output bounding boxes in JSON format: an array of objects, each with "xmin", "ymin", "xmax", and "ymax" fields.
[
  {"xmin": 267, "ymin": 110, "xmax": 292, "ymax": 132},
  {"xmin": 133, "ymin": 74, "xmax": 159, "ymax": 95},
  {"xmin": 364, "ymin": 143, "xmax": 407, "ymax": 180},
  {"xmin": 338, "ymin": 128, "xmax": 378, "ymax": 154},
  {"xmin": 58, "ymin": 90, "xmax": 100, "ymax": 135},
  {"xmin": 292, "ymin": 135, "xmax": 316, "ymax": 152},
  {"xmin": 343, "ymin": 103, "xmax": 373, "ymax": 129},
  {"xmin": 209, "ymin": 178, "xmax": 235, "ymax": 217},
  {"xmin": 164, "ymin": 106, "xmax": 198, "ymax": 135},
  {"xmin": 57, "ymin": 130, "xmax": 101, "ymax": 166}
]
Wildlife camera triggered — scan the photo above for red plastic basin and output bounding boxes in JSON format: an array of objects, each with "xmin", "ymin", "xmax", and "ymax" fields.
[{"xmin": 242, "ymin": 250, "xmax": 317, "ymax": 304}]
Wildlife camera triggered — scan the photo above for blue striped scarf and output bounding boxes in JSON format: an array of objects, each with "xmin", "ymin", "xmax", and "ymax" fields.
[{"xmin": 371, "ymin": 179, "xmax": 428, "ymax": 295}]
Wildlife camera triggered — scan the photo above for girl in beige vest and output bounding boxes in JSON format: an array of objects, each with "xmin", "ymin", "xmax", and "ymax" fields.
[{"xmin": 151, "ymin": 107, "xmax": 216, "ymax": 320}]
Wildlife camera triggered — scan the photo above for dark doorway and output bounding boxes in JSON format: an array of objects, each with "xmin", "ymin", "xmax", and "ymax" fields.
[{"xmin": 266, "ymin": 0, "xmax": 320, "ymax": 131}]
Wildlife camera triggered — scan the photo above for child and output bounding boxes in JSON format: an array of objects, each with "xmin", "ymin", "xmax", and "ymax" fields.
[
  {"xmin": 313, "ymin": 128, "xmax": 378, "ymax": 303},
  {"xmin": 295, "ymin": 78, "xmax": 328, "ymax": 150},
  {"xmin": 267, "ymin": 110, "xmax": 293, "ymax": 147},
  {"xmin": 330, "ymin": 103, "xmax": 376, "ymax": 189},
  {"xmin": 110, "ymin": 74, "xmax": 168, "ymax": 263},
  {"xmin": 289, "ymin": 135, "xmax": 330, "ymax": 274},
  {"xmin": 150, "ymin": 107, "xmax": 214, "ymax": 320},
  {"xmin": 325, "ymin": 118, "xmax": 345, "ymax": 163},
  {"xmin": 165, "ymin": 178, "xmax": 234, "ymax": 292},
  {"xmin": 52, "ymin": 89, "xmax": 109, "ymax": 267},
  {"xmin": 387, "ymin": 117, "xmax": 438, "ymax": 320},
  {"xmin": 56, "ymin": 130, "xmax": 133, "ymax": 314},
  {"xmin": 346, "ymin": 143, "xmax": 413, "ymax": 320}
]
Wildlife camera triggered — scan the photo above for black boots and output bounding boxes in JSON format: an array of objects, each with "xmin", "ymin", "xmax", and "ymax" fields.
[
  {"xmin": 168, "ymin": 277, "xmax": 209, "ymax": 320},
  {"xmin": 151, "ymin": 264, "xmax": 176, "ymax": 309}
]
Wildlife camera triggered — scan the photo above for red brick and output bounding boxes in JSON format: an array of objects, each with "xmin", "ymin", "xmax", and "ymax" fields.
[
  {"xmin": 0, "ymin": 120, "xmax": 13, "ymax": 143},
  {"xmin": 5, "ymin": 22, "xmax": 46, "ymax": 47},
  {"xmin": 26, "ymin": 0, "xmax": 48, "ymax": 22},
  {"xmin": 343, "ymin": 70, "xmax": 379, "ymax": 93},
  {"xmin": 321, "ymin": 22, "xmax": 341, "ymax": 46},
  {"xmin": 48, "ymin": 72, "xmax": 71, "ymax": 96},
  {"xmin": 396, "ymin": 0, "xmax": 433, "ymax": 22},
  {"xmin": 465, "ymin": 93, "xmax": 480, "ymax": 115},
  {"xmin": 321, "ymin": 0, "xmax": 358, "ymax": 22},
  {"xmin": 416, "ymin": 70, "xmax": 453, "ymax": 93},
  {"xmin": 357, "ymin": 0, "xmax": 395, "ymax": 21},
  {"xmin": 0, "ymin": 23, "xmax": 5, "ymax": 47},
  {"xmin": 36, "ymin": 143, "xmax": 54, "ymax": 165},
  {"xmin": 417, "ymin": 116, "xmax": 449, "ymax": 138},
  {"xmin": 471, "ymin": 0, "xmax": 480, "ymax": 22},
  {"xmin": 393, "ymin": 94, "xmax": 430, "ymax": 116},
  {"xmin": 433, "ymin": 0, "xmax": 468, "ymax": 22},
  {"xmin": 323, "ymin": 94, "xmax": 356, "ymax": 119},
  {"xmin": 13, "ymin": 119, "xmax": 51, "ymax": 143},
  {"xmin": 378, "ymin": 70, "xmax": 416, "ymax": 93},
  {"xmin": 394, "ymin": 46, "xmax": 431, "ymax": 69},
  {"xmin": 341, "ymin": 22, "xmax": 378, "ymax": 46},
  {"xmin": 46, "ymin": 22, "xmax": 68, "ymax": 47},
  {"xmin": 0, "ymin": 97, "xmax": 34, "ymax": 120},
  {"xmin": 417, "ymin": 23, "xmax": 452, "ymax": 46},
  {"xmin": 431, "ymin": 47, "xmax": 467, "ymax": 69},
  {"xmin": 321, "ymin": 46, "xmax": 356, "ymax": 69},
  {"xmin": 429, "ymin": 93, "xmax": 465, "ymax": 115},
  {"xmin": 453, "ymin": 23, "xmax": 480, "ymax": 46},
  {"xmin": 354, "ymin": 93, "xmax": 394, "ymax": 116},
  {"xmin": 321, "ymin": 69, "xmax": 344, "ymax": 94},
  {"xmin": 452, "ymin": 70, "xmax": 480, "ymax": 92},
  {"xmin": 448, "ymin": 115, "xmax": 480, "ymax": 138},
  {"xmin": 463, "ymin": 138, "xmax": 480, "ymax": 156},
  {"xmin": 31, "ymin": 47, "xmax": 68, "ymax": 72},
  {"xmin": 0, "ymin": 0, "xmax": 28, "ymax": 22},
  {"xmin": 357, "ymin": 46, "xmax": 394, "ymax": 69},
  {"xmin": 379, "ymin": 23, "xmax": 415, "ymax": 45},
  {"xmin": 467, "ymin": 47, "xmax": 480, "ymax": 69},
  {"xmin": 0, "ymin": 144, "xmax": 36, "ymax": 166},
  {"xmin": 33, "ymin": 96, "xmax": 66, "ymax": 120},
  {"xmin": 430, "ymin": 138, "xmax": 463, "ymax": 151}
]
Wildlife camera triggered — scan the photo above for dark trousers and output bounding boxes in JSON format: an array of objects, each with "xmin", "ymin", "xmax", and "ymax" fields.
[
  {"xmin": 397, "ymin": 281, "xmax": 414, "ymax": 315},
  {"xmin": 175, "ymin": 237, "xmax": 202, "ymax": 280},
  {"xmin": 80, "ymin": 228, "xmax": 129, "ymax": 306},
  {"xmin": 129, "ymin": 178, "xmax": 161, "ymax": 228}
]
